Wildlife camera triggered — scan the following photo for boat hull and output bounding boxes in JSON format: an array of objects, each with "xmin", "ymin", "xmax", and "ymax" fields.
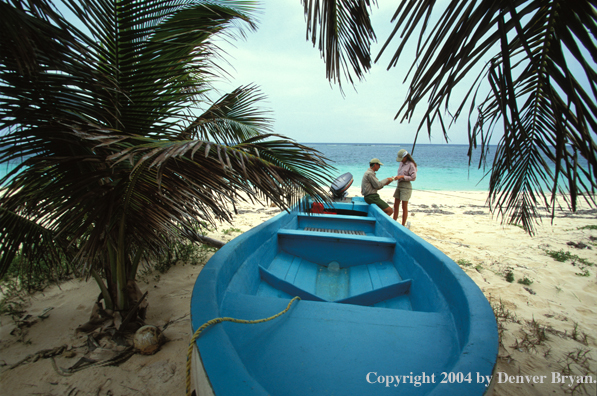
[{"xmin": 190, "ymin": 197, "xmax": 498, "ymax": 395}]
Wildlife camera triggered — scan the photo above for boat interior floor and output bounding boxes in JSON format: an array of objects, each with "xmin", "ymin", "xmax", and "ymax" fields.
[
  {"xmin": 219, "ymin": 293, "xmax": 458, "ymax": 396},
  {"xmin": 251, "ymin": 210, "xmax": 417, "ymax": 310},
  {"xmin": 257, "ymin": 253, "xmax": 413, "ymax": 310}
]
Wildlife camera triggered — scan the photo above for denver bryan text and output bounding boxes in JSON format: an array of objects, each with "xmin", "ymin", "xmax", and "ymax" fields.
[{"xmin": 495, "ymin": 372, "xmax": 596, "ymax": 387}]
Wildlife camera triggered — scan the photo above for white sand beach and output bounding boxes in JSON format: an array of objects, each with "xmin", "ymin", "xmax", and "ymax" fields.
[{"xmin": 1, "ymin": 188, "xmax": 596, "ymax": 395}]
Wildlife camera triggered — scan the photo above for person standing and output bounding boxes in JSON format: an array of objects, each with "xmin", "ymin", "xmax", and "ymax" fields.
[
  {"xmin": 361, "ymin": 158, "xmax": 395, "ymax": 216},
  {"xmin": 393, "ymin": 149, "xmax": 417, "ymax": 226}
]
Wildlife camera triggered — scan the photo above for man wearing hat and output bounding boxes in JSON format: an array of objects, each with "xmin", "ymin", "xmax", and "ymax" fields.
[{"xmin": 361, "ymin": 158, "xmax": 395, "ymax": 216}]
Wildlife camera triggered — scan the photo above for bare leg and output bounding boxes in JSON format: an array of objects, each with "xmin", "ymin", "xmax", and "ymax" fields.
[
  {"xmin": 383, "ymin": 206, "xmax": 393, "ymax": 216},
  {"xmin": 401, "ymin": 201, "xmax": 409, "ymax": 226},
  {"xmin": 393, "ymin": 199, "xmax": 400, "ymax": 221}
]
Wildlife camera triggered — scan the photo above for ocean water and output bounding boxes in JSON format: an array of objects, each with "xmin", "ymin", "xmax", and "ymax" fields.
[
  {"xmin": 1, "ymin": 143, "xmax": 577, "ymax": 192},
  {"xmin": 310, "ymin": 143, "xmax": 495, "ymax": 191}
]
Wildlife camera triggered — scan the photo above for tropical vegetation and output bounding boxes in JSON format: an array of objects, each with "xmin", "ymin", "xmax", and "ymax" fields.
[
  {"xmin": 0, "ymin": 0, "xmax": 335, "ymax": 331},
  {"xmin": 301, "ymin": 0, "xmax": 597, "ymax": 234}
]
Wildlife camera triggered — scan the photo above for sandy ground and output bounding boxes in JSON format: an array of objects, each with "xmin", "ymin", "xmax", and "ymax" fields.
[{"xmin": 1, "ymin": 187, "xmax": 596, "ymax": 396}]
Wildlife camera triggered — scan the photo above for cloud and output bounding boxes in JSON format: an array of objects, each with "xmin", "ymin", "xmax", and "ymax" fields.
[{"xmin": 212, "ymin": 0, "xmax": 473, "ymax": 144}]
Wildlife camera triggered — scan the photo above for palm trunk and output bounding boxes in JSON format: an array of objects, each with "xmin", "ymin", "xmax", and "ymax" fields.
[
  {"xmin": 116, "ymin": 215, "xmax": 128, "ymax": 312},
  {"xmin": 90, "ymin": 267, "xmax": 113, "ymax": 310}
]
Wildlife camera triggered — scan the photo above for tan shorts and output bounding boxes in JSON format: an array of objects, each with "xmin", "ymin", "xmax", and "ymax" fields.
[{"xmin": 393, "ymin": 181, "xmax": 412, "ymax": 201}]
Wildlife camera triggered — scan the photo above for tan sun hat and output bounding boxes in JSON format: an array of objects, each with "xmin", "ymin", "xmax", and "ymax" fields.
[
  {"xmin": 396, "ymin": 149, "xmax": 408, "ymax": 162},
  {"xmin": 370, "ymin": 158, "xmax": 384, "ymax": 166}
]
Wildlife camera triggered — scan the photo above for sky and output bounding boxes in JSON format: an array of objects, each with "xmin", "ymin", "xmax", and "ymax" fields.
[{"xmin": 211, "ymin": 1, "xmax": 477, "ymax": 145}]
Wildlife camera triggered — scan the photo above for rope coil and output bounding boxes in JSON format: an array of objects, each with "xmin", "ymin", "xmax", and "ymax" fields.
[{"xmin": 185, "ymin": 296, "xmax": 301, "ymax": 396}]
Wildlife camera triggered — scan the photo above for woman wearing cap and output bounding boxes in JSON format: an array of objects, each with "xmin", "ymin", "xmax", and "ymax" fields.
[
  {"xmin": 393, "ymin": 149, "xmax": 417, "ymax": 226},
  {"xmin": 361, "ymin": 158, "xmax": 394, "ymax": 216}
]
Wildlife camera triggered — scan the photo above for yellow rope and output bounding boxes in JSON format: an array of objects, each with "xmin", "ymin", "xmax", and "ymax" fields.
[{"xmin": 185, "ymin": 296, "xmax": 301, "ymax": 396}]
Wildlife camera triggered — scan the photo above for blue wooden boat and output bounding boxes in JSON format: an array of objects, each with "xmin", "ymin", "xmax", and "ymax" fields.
[{"xmin": 190, "ymin": 196, "xmax": 498, "ymax": 396}]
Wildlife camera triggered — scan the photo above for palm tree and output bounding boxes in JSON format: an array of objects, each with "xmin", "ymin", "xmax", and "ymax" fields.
[
  {"xmin": 301, "ymin": 0, "xmax": 597, "ymax": 234},
  {"xmin": 0, "ymin": 0, "xmax": 335, "ymax": 331}
]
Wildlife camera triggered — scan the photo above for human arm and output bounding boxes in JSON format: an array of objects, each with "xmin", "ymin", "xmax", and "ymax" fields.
[
  {"xmin": 396, "ymin": 163, "xmax": 417, "ymax": 182},
  {"xmin": 364, "ymin": 171, "xmax": 388, "ymax": 191}
]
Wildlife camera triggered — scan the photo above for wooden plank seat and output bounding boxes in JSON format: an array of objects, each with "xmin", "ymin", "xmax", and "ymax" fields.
[{"xmin": 296, "ymin": 213, "xmax": 376, "ymax": 235}]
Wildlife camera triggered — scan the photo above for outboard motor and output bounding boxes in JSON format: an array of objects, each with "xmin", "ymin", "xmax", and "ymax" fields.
[{"xmin": 330, "ymin": 172, "xmax": 353, "ymax": 201}]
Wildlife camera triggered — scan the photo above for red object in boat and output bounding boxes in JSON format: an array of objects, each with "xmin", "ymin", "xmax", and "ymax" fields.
[{"xmin": 311, "ymin": 202, "xmax": 336, "ymax": 215}]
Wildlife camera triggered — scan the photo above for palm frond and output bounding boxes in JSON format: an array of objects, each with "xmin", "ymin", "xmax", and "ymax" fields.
[
  {"xmin": 301, "ymin": 0, "xmax": 377, "ymax": 90},
  {"xmin": 45, "ymin": 128, "xmax": 335, "ymax": 265},
  {"xmin": 180, "ymin": 84, "xmax": 273, "ymax": 143},
  {"xmin": 1, "ymin": 0, "xmax": 336, "ymax": 289},
  {"xmin": 306, "ymin": 0, "xmax": 597, "ymax": 234},
  {"xmin": 0, "ymin": 207, "xmax": 73, "ymax": 280}
]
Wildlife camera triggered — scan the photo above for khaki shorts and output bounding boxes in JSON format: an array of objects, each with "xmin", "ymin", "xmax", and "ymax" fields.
[
  {"xmin": 393, "ymin": 181, "xmax": 412, "ymax": 201},
  {"xmin": 364, "ymin": 193, "xmax": 390, "ymax": 210}
]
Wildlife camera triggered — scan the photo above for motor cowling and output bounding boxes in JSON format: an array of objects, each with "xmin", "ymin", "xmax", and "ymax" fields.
[{"xmin": 330, "ymin": 172, "xmax": 353, "ymax": 200}]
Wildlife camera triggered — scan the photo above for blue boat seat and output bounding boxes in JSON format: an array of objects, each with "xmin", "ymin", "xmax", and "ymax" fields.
[
  {"xmin": 277, "ymin": 229, "xmax": 395, "ymax": 267},
  {"xmin": 336, "ymin": 279, "xmax": 411, "ymax": 305}
]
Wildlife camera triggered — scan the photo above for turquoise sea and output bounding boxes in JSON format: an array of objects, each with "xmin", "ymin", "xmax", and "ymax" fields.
[
  {"xmin": 310, "ymin": 143, "xmax": 495, "ymax": 191},
  {"xmin": 1, "ymin": 143, "xmax": 576, "ymax": 192}
]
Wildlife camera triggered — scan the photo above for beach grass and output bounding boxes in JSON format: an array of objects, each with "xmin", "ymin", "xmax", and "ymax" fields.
[
  {"xmin": 222, "ymin": 227, "xmax": 242, "ymax": 235},
  {"xmin": 578, "ymin": 225, "xmax": 597, "ymax": 230},
  {"xmin": 505, "ymin": 270, "xmax": 515, "ymax": 283},
  {"xmin": 456, "ymin": 258, "xmax": 473, "ymax": 267},
  {"xmin": 517, "ymin": 276, "xmax": 533, "ymax": 286}
]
